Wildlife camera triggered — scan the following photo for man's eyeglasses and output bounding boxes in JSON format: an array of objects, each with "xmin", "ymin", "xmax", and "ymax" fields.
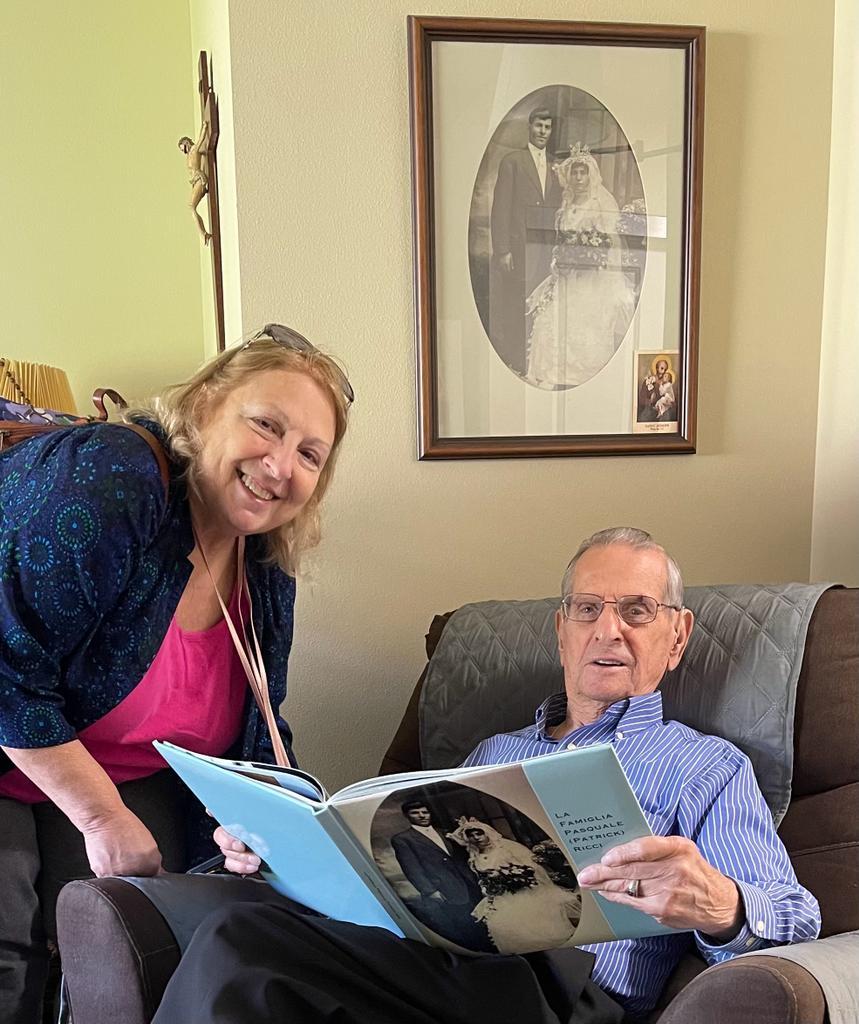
[
  {"xmin": 243, "ymin": 323, "xmax": 355, "ymax": 405},
  {"xmin": 561, "ymin": 593, "xmax": 682, "ymax": 626}
]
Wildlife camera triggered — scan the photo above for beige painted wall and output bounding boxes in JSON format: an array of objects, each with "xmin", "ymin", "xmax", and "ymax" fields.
[
  {"xmin": 0, "ymin": 1, "xmax": 204, "ymax": 413},
  {"xmin": 812, "ymin": 0, "xmax": 859, "ymax": 586},
  {"xmin": 226, "ymin": 1, "xmax": 834, "ymax": 790}
]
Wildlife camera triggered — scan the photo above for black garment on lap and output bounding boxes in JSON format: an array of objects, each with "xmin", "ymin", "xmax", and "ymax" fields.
[
  {"xmin": 0, "ymin": 770, "xmax": 190, "ymax": 1024},
  {"xmin": 153, "ymin": 898, "xmax": 627, "ymax": 1024}
]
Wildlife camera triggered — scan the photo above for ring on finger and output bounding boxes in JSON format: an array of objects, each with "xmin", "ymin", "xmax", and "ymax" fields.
[{"xmin": 625, "ymin": 878, "xmax": 641, "ymax": 898}]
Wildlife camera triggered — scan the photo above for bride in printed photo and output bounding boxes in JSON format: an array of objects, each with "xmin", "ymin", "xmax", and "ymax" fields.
[{"xmin": 448, "ymin": 817, "xmax": 582, "ymax": 955}]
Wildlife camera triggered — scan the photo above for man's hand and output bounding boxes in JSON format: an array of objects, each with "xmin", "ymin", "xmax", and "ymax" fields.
[
  {"xmin": 81, "ymin": 806, "xmax": 163, "ymax": 877},
  {"xmin": 498, "ymin": 252, "xmax": 514, "ymax": 272},
  {"xmin": 214, "ymin": 825, "xmax": 261, "ymax": 875},
  {"xmin": 577, "ymin": 836, "xmax": 743, "ymax": 940}
]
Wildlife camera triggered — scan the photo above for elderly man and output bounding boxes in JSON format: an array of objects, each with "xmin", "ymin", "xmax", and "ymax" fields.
[{"xmin": 153, "ymin": 528, "xmax": 819, "ymax": 1024}]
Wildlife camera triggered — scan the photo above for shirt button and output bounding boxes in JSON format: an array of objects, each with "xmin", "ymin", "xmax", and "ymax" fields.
[
  {"xmin": 616, "ymin": 731, "xmax": 624, "ymax": 740},
  {"xmin": 756, "ymin": 920, "xmax": 765, "ymax": 932},
  {"xmin": 566, "ymin": 742, "xmax": 576, "ymax": 750}
]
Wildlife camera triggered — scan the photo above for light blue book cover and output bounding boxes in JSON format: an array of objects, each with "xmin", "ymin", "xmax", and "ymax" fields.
[
  {"xmin": 155, "ymin": 742, "xmax": 420, "ymax": 939},
  {"xmin": 522, "ymin": 745, "xmax": 677, "ymax": 941}
]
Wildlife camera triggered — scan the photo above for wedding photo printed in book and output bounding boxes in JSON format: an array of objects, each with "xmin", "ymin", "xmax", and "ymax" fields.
[{"xmin": 370, "ymin": 782, "xmax": 582, "ymax": 955}]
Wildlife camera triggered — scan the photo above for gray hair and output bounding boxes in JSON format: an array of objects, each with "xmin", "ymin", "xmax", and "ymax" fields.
[{"xmin": 561, "ymin": 527, "xmax": 684, "ymax": 607}]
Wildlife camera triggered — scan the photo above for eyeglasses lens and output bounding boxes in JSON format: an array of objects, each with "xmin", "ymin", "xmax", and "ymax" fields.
[{"xmin": 565, "ymin": 595, "xmax": 658, "ymax": 624}]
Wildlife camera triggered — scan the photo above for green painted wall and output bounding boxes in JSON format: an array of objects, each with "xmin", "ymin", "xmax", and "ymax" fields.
[{"xmin": 0, "ymin": 1, "xmax": 204, "ymax": 413}]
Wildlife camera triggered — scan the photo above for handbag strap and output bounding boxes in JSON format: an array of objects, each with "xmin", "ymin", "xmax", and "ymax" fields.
[
  {"xmin": 114, "ymin": 426, "xmax": 288, "ymax": 764},
  {"xmin": 193, "ymin": 529, "xmax": 291, "ymax": 768},
  {"xmin": 0, "ymin": 405, "xmax": 171, "ymax": 502}
]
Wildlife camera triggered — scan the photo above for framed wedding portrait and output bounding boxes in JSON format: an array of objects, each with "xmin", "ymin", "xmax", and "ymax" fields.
[{"xmin": 408, "ymin": 17, "xmax": 705, "ymax": 459}]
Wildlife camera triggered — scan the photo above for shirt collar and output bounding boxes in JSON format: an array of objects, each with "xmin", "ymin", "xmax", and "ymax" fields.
[
  {"xmin": 528, "ymin": 142, "xmax": 546, "ymax": 162},
  {"xmin": 534, "ymin": 690, "xmax": 665, "ymax": 745}
]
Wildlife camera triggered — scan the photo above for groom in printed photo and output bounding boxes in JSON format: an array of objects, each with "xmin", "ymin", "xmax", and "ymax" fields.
[{"xmin": 390, "ymin": 798, "xmax": 492, "ymax": 951}]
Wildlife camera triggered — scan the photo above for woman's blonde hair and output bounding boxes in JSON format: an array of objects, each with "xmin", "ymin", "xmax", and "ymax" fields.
[{"xmin": 128, "ymin": 334, "xmax": 351, "ymax": 574}]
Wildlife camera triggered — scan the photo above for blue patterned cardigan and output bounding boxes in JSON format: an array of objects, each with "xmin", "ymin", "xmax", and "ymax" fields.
[{"xmin": 0, "ymin": 422, "xmax": 297, "ymax": 861}]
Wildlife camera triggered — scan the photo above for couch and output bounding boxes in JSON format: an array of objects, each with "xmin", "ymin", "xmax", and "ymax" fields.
[{"xmin": 57, "ymin": 585, "xmax": 858, "ymax": 1023}]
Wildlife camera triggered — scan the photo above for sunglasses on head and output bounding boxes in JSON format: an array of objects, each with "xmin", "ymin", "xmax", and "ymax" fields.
[{"xmin": 243, "ymin": 323, "xmax": 355, "ymax": 405}]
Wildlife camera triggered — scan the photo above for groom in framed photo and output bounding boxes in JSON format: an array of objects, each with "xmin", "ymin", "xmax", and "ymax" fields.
[{"xmin": 489, "ymin": 107, "xmax": 562, "ymax": 375}]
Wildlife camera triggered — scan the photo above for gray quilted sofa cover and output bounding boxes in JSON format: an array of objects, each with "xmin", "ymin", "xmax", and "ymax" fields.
[{"xmin": 419, "ymin": 584, "xmax": 831, "ymax": 825}]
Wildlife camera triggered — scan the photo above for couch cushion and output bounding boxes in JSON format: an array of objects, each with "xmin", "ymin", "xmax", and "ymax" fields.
[
  {"xmin": 659, "ymin": 583, "xmax": 831, "ymax": 824},
  {"xmin": 791, "ymin": 587, "xmax": 859, "ymax": 797},
  {"xmin": 777, "ymin": 782, "xmax": 859, "ymax": 937}
]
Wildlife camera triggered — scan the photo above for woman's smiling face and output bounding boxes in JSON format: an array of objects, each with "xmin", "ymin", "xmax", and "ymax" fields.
[{"xmin": 192, "ymin": 368, "xmax": 336, "ymax": 544}]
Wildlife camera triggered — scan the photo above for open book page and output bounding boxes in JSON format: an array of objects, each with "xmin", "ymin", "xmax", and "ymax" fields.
[
  {"xmin": 332, "ymin": 745, "xmax": 679, "ymax": 954},
  {"xmin": 156, "ymin": 744, "xmax": 329, "ymax": 801},
  {"xmin": 331, "ymin": 763, "xmax": 501, "ymax": 801}
]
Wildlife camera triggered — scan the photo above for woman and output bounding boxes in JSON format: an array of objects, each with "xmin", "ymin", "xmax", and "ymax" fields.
[
  {"xmin": 525, "ymin": 143, "xmax": 636, "ymax": 389},
  {"xmin": 448, "ymin": 818, "xmax": 582, "ymax": 955},
  {"xmin": 0, "ymin": 324, "xmax": 352, "ymax": 1023}
]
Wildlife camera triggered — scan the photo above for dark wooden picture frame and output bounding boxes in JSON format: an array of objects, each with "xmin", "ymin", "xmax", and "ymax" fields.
[{"xmin": 408, "ymin": 17, "xmax": 705, "ymax": 459}]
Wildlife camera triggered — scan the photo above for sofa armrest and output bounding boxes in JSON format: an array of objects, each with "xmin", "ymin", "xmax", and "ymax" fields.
[
  {"xmin": 56, "ymin": 873, "xmax": 282, "ymax": 1024},
  {"xmin": 656, "ymin": 954, "xmax": 827, "ymax": 1024}
]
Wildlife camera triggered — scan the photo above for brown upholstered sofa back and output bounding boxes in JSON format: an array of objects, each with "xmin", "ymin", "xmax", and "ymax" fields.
[{"xmin": 775, "ymin": 587, "xmax": 859, "ymax": 938}]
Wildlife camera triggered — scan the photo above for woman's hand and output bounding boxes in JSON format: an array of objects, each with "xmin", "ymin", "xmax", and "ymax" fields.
[
  {"xmin": 80, "ymin": 805, "xmax": 163, "ymax": 877},
  {"xmin": 1, "ymin": 740, "xmax": 165, "ymax": 877},
  {"xmin": 214, "ymin": 824, "xmax": 261, "ymax": 875}
]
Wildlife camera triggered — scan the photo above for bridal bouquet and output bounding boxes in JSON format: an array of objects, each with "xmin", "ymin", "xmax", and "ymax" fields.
[
  {"xmin": 553, "ymin": 228, "xmax": 611, "ymax": 271},
  {"xmin": 477, "ymin": 864, "xmax": 539, "ymax": 900}
]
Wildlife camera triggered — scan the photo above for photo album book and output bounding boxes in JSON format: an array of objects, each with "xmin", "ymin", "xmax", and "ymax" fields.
[{"xmin": 156, "ymin": 740, "xmax": 681, "ymax": 956}]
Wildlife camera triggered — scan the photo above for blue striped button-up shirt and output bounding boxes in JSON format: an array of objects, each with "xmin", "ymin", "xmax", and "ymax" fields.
[{"xmin": 461, "ymin": 690, "xmax": 821, "ymax": 1018}]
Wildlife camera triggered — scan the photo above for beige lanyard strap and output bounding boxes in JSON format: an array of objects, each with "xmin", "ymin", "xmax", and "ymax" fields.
[{"xmin": 192, "ymin": 530, "xmax": 291, "ymax": 767}]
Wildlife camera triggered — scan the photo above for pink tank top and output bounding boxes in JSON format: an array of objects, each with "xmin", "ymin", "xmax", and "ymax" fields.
[{"xmin": 0, "ymin": 590, "xmax": 249, "ymax": 803}]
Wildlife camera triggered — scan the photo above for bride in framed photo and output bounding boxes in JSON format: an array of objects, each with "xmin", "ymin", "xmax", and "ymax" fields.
[{"xmin": 525, "ymin": 143, "xmax": 636, "ymax": 390}]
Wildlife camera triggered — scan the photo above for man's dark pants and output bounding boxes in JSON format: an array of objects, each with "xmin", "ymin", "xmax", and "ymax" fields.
[{"xmin": 153, "ymin": 898, "xmax": 627, "ymax": 1024}]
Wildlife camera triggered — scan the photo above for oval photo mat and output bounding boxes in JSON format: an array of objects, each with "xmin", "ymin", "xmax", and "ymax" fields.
[{"xmin": 467, "ymin": 83, "xmax": 646, "ymax": 389}]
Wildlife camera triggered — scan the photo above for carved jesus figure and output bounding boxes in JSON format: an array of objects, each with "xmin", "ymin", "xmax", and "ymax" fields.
[{"xmin": 178, "ymin": 120, "xmax": 212, "ymax": 245}]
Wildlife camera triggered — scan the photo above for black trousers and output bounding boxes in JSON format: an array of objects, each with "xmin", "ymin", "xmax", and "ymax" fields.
[
  {"xmin": 153, "ymin": 900, "xmax": 626, "ymax": 1024},
  {"xmin": 0, "ymin": 770, "xmax": 190, "ymax": 1024}
]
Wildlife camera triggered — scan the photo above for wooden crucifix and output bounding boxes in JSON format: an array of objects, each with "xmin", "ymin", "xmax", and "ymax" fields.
[{"xmin": 178, "ymin": 51, "xmax": 226, "ymax": 351}]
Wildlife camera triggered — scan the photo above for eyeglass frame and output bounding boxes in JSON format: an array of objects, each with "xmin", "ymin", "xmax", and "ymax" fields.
[
  {"xmin": 242, "ymin": 323, "xmax": 355, "ymax": 405},
  {"xmin": 560, "ymin": 593, "xmax": 683, "ymax": 626}
]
